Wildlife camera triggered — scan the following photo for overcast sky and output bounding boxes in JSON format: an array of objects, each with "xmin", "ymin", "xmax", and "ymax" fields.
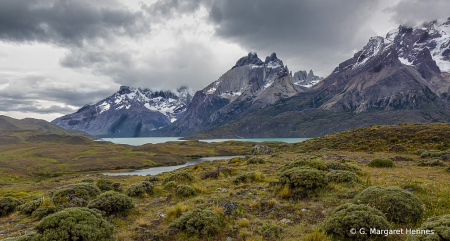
[{"xmin": 0, "ymin": 0, "xmax": 449, "ymax": 121}]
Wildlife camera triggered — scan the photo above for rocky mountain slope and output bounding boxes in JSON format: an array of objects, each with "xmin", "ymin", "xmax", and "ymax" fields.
[
  {"xmin": 153, "ymin": 52, "xmax": 322, "ymax": 137},
  {"xmin": 0, "ymin": 115, "xmax": 98, "ymax": 140},
  {"xmin": 52, "ymin": 86, "xmax": 194, "ymax": 137},
  {"xmin": 180, "ymin": 18, "xmax": 450, "ymax": 139}
]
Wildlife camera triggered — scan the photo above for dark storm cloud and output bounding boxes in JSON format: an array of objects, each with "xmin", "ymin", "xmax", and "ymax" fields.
[
  {"xmin": 206, "ymin": 0, "xmax": 380, "ymax": 76},
  {"xmin": 387, "ymin": 0, "xmax": 450, "ymax": 27},
  {"xmin": 0, "ymin": 0, "xmax": 149, "ymax": 47}
]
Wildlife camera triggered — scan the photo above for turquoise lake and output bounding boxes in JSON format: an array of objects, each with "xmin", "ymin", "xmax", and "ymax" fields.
[{"xmin": 101, "ymin": 137, "xmax": 310, "ymax": 146}]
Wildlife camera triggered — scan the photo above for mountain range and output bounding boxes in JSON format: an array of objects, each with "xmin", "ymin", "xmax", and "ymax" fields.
[{"xmin": 52, "ymin": 18, "xmax": 450, "ymax": 139}]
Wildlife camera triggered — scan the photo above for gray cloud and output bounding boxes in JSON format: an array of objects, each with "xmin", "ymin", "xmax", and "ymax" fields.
[
  {"xmin": 0, "ymin": 0, "xmax": 149, "ymax": 47},
  {"xmin": 0, "ymin": 97, "xmax": 76, "ymax": 114},
  {"xmin": 387, "ymin": 0, "xmax": 450, "ymax": 27},
  {"xmin": 141, "ymin": 0, "xmax": 204, "ymax": 19}
]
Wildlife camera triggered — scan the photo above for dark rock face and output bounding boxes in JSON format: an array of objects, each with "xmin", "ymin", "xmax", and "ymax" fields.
[
  {"xmin": 52, "ymin": 87, "xmax": 194, "ymax": 137},
  {"xmin": 293, "ymin": 69, "xmax": 324, "ymax": 87},
  {"xmin": 232, "ymin": 52, "xmax": 263, "ymax": 69}
]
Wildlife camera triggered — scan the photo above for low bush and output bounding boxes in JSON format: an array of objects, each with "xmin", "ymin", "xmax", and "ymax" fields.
[
  {"xmin": 32, "ymin": 206, "xmax": 58, "ymax": 220},
  {"xmin": 96, "ymin": 179, "xmax": 114, "ymax": 192},
  {"xmin": 51, "ymin": 183, "xmax": 101, "ymax": 206},
  {"xmin": 389, "ymin": 144, "xmax": 407, "ymax": 152},
  {"xmin": 164, "ymin": 181, "xmax": 177, "ymax": 190},
  {"xmin": 88, "ymin": 193, "xmax": 134, "ymax": 215},
  {"xmin": 18, "ymin": 199, "xmax": 41, "ymax": 215},
  {"xmin": 406, "ymin": 215, "xmax": 450, "ymax": 241},
  {"xmin": 326, "ymin": 170, "xmax": 360, "ymax": 183},
  {"xmin": 414, "ymin": 149, "xmax": 427, "ymax": 155},
  {"xmin": 280, "ymin": 157, "xmax": 327, "ymax": 171},
  {"xmin": 367, "ymin": 158, "xmax": 395, "ymax": 168},
  {"xmin": 169, "ymin": 208, "xmax": 220, "ymax": 236},
  {"xmin": 144, "ymin": 176, "xmax": 162, "ymax": 182},
  {"xmin": 163, "ymin": 172, "xmax": 195, "ymax": 184},
  {"xmin": 76, "ymin": 177, "xmax": 96, "ymax": 183},
  {"xmin": 166, "ymin": 202, "xmax": 190, "ymax": 222},
  {"xmin": 175, "ymin": 185, "xmax": 196, "ymax": 197},
  {"xmin": 352, "ymin": 186, "xmax": 423, "ymax": 223},
  {"xmin": 420, "ymin": 149, "xmax": 450, "ymax": 158},
  {"xmin": 200, "ymin": 170, "xmax": 218, "ymax": 180},
  {"xmin": 390, "ymin": 155, "xmax": 413, "ymax": 161},
  {"xmin": 326, "ymin": 161, "xmax": 362, "ymax": 173},
  {"xmin": 302, "ymin": 231, "xmax": 331, "ymax": 241},
  {"xmin": 232, "ymin": 172, "xmax": 264, "ymax": 184},
  {"xmin": 125, "ymin": 181, "xmax": 154, "ymax": 197},
  {"xmin": 32, "ymin": 207, "xmax": 115, "ymax": 240},
  {"xmin": 417, "ymin": 158, "xmax": 446, "ymax": 167},
  {"xmin": 279, "ymin": 167, "xmax": 327, "ymax": 191},
  {"xmin": 257, "ymin": 220, "xmax": 282, "ymax": 239},
  {"xmin": 0, "ymin": 197, "xmax": 19, "ymax": 217},
  {"xmin": 113, "ymin": 182, "xmax": 123, "ymax": 192},
  {"xmin": 229, "ymin": 157, "xmax": 242, "ymax": 163},
  {"xmin": 322, "ymin": 203, "xmax": 390, "ymax": 239},
  {"xmin": 246, "ymin": 156, "xmax": 266, "ymax": 164}
]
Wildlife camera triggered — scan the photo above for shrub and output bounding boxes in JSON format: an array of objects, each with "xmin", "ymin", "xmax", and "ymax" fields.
[
  {"xmin": 302, "ymin": 231, "xmax": 331, "ymax": 241},
  {"xmin": 113, "ymin": 182, "xmax": 123, "ymax": 192},
  {"xmin": 175, "ymin": 185, "xmax": 196, "ymax": 197},
  {"xmin": 32, "ymin": 206, "xmax": 58, "ymax": 220},
  {"xmin": 414, "ymin": 149, "xmax": 427, "ymax": 155},
  {"xmin": 200, "ymin": 170, "xmax": 219, "ymax": 180},
  {"xmin": 326, "ymin": 170, "xmax": 360, "ymax": 183},
  {"xmin": 389, "ymin": 144, "xmax": 407, "ymax": 152},
  {"xmin": 76, "ymin": 177, "xmax": 96, "ymax": 183},
  {"xmin": 164, "ymin": 181, "xmax": 177, "ymax": 190},
  {"xmin": 166, "ymin": 202, "xmax": 190, "ymax": 222},
  {"xmin": 88, "ymin": 193, "xmax": 134, "ymax": 215},
  {"xmin": 232, "ymin": 172, "xmax": 264, "ymax": 184},
  {"xmin": 279, "ymin": 167, "xmax": 327, "ymax": 191},
  {"xmin": 144, "ymin": 176, "xmax": 162, "ymax": 182},
  {"xmin": 229, "ymin": 157, "xmax": 242, "ymax": 163},
  {"xmin": 51, "ymin": 183, "xmax": 101, "ymax": 206},
  {"xmin": 326, "ymin": 161, "xmax": 361, "ymax": 173},
  {"xmin": 406, "ymin": 215, "xmax": 450, "ymax": 241},
  {"xmin": 96, "ymin": 179, "xmax": 114, "ymax": 191},
  {"xmin": 0, "ymin": 197, "xmax": 19, "ymax": 217},
  {"xmin": 1, "ymin": 233, "xmax": 39, "ymax": 241},
  {"xmin": 322, "ymin": 203, "xmax": 390, "ymax": 239},
  {"xmin": 257, "ymin": 220, "xmax": 282, "ymax": 238},
  {"xmin": 169, "ymin": 208, "xmax": 220, "ymax": 236},
  {"xmin": 420, "ymin": 149, "xmax": 450, "ymax": 158},
  {"xmin": 246, "ymin": 156, "xmax": 266, "ymax": 164},
  {"xmin": 352, "ymin": 186, "xmax": 423, "ymax": 223},
  {"xmin": 390, "ymin": 155, "xmax": 413, "ymax": 161},
  {"xmin": 125, "ymin": 181, "xmax": 154, "ymax": 197},
  {"xmin": 32, "ymin": 207, "xmax": 114, "ymax": 240},
  {"xmin": 280, "ymin": 157, "xmax": 327, "ymax": 171},
  {"xmin": 18, "ymin": 199, "xmax": 41, "ymax": 215},
  {"xmin": 163, "ymin": 172, "xmax": 195, "ymax": 184},
  {"xmin": 367, "ymin": 158, "xmax": 395, "ymax": 168},
  {"xmin": 417, "ymin": 158, "xmax": 446, "ymax": 167}
]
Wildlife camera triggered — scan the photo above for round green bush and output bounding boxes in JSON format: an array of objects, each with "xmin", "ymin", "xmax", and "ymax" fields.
[
  {"xmin": 169, "ymin": 208, "xmax": 220, "ymax": 236},
  {"xmin": 417, "ymin": 159, "xmax": 446, "ymax": 167},
  {"xmin": 32, "ymin": 206, "xmax": 58, "ymax": 220},
  {"xmin": 164, "ymin": 181, "xmax": 177, "ymax": 190},
  {"xmin": 125, "ymin": 181, "xmax": 154, "ymax": 197},
  {"xmin": 76, "ymin": 177, "xmax": 96, "ymax": 183},
  {"xmin": 18, "ymin": 199, "xmax": 42, "ymax": 215},
  {"xmin": 367, "ymin": 158, "xmax": 395, "ymax": 168},
  {"xmin": 326, "ymin": 170, "xmax": 360, "ymax": 183},
  {"xmin": 279, "ymin": 167, "xmax": 327, "ymax": 190},
  {"xmin": 352, "ymin": 186, "xmax": 423, "ymax": 223},
  {"xmin": 257, "ymin": 221, "xmax": 282, "ymax": 239},
  {"xmin": 33, "ymin": 207, "xmax": 114, "ymax": 240},
  {"xmin": 246, "ymin": 156, "xmax": 266, "ymax": 164},
  {"xmin": 280, "ymin": 157, "xmax": 327, "ymax": 171},
  {"xmin": 0, "ymin": 197, "xmax": 19, "ymax": 217},
  {"xmin": 175, "ymin": 185, "xmax": 196, "ymax": 197},
  {"xmin": 322, "ymin": 203, "xmax": 390, "ymax": 239},
  {"xmin": 51, "ymin": 183, "xmax": 101, "ymax": 205},
  {"xmin": 96, "ymin": 179, "xmax": 115, "ymax": 192},
  {"xmin": 88, "ymin": 193, "xmax": 134, "ymax": 215},
  {"xmin": 406, "ymin": 215, "xmax": 450, "ymax": 241},
  {"xmin": 163, "ymin": 172, "xmax": 195, "ymax": 184}
]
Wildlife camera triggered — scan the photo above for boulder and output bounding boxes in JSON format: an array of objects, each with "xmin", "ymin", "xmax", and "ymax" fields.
[{"xmin": 252, "ymin": 145, "xmax": 274, "ymax": 155}]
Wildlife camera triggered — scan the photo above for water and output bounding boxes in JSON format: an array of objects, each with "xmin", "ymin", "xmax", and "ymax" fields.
[
  {"xmin": 103, "ymin": 156, "xmax": 243, "ymax": 176},
  {"xmin": 101, "ymin": 137, "xmax": 309, "ymax": 145}
]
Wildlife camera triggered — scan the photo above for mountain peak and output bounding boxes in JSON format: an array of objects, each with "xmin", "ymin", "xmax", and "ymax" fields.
[
  {"xmin": 264, "ymin": 52, "xmax": 283, "ymax": 68},
  {"xmin": 232, "ymin": 52, "xmax": 263, "ymax": 69}
]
